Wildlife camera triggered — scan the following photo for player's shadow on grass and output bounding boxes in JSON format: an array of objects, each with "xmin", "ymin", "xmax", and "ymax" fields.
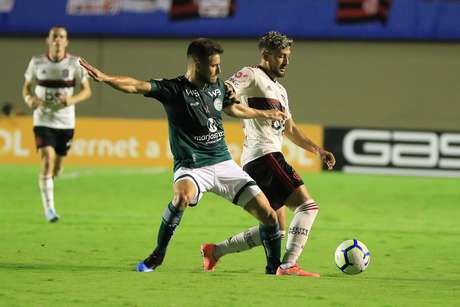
[{"xmin": 0, "ymin": 262, "xmax": 120, "ymax": 272}]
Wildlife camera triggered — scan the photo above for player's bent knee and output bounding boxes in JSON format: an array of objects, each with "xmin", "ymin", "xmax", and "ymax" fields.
[
  {"xmin": 173, "ymin": 191, "xmax": 195, "ymax": 208},
  {"xmin": 265, "ymin": 208, "xmax": 278, "ymax": 224}
]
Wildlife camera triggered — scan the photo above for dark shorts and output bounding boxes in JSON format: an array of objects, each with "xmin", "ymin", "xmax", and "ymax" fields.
[
  {"xmin": 33, "ymin": 126, "xmax": 74, "ymax": 156},
  {"xmin": 243, "ymin": 152, "xmax": 304, "ymax": 210}
]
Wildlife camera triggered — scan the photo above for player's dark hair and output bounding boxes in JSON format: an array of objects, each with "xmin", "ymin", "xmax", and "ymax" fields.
[
  {"xmin": 258, "ymin": 31, "xmax": 293, "ymax": 52},
  {"xmin": 187, "ymin": 38, "xmax": 224, "ymax": 61}
]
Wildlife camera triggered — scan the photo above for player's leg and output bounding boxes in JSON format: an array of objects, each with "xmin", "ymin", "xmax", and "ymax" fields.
[
  {"xmin": 202, "ymin": 160, "xmax": 281, "ymax": 274},
  {"xmin": 205, "ymin": 155, "xmax": 286, "ymax": 268},
  {"xmin": 137, "ymin": 176, "xmax": 199, "ymax": 272},
  {"xmin": 34, "ymin": 127, "xmax": 59, "ymax": 222},
  {"xmin": 38, "ymin": 145, "xmax": 59, "ymax": 222},
  {"xmin": 276, "ymin": 185, "xmax": 319, "ymax": 277},
  {"xmin": 243, "ymin": 192, "xmax": 281, "ymax": 274},
  {"xmin": 276, "ymin": 206, "xmax": 287, "ymax": 239},
  {"xmin": 53, "ymin": 155, "xmax": 64, "ymax": 178},
  {"xmin": 206, "ymin": 204, "xmax": 285, "ymax": 267},
  {"xmin": 52, "ymin": 128, "xmax": 73, "ymax": 178}
]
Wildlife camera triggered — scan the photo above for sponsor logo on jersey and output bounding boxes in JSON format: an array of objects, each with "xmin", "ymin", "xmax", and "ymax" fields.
[
  {"xmin": 62, "ymin": 69, "xmax": 69, "ymax": 78},
  {"xmin": 207, "ymin": 118, "xmax": 218, "ymax": 133},
  {"xmin": 235, "ymin": 71, "xmax": 249, "ymax": 79},
  {"xmin": 185, "ymin": 88, "xmax": 200, "ymax": 98},
  {"xmin": 193, "ymin": 131, "xmax": 225, "ymax": 144},
  {"xmin": 207, "ymin": 88, "xmax": 221, "ymax": 98},
  {"xmin": 213, "ymin": 98, "xmax": 223, "ymax": 111}
]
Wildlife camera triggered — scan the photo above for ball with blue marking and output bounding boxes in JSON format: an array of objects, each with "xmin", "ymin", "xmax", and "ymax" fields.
[{"xmin": 335, "ymin": 239, "xmax": 371, "ymax": 275}]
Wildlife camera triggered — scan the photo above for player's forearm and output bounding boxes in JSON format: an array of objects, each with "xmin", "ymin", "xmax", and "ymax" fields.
[
  {"xmin": 68, "ymin": 86, "xmax": 92, "ymax": 105},
  {"xmin": 22, "ymin": 83, "xmax": 35, "ymax": 108},
  {"xmin": 225, "ymin": 104, "xmax": 265, "ymax": 119},
  {"xmin": 104, "ymin": 76, "xmax": 146, "ymax": 94},
  {"xmin": 286, "ymin": 126, "xmax": 320, "ymax": 154}
]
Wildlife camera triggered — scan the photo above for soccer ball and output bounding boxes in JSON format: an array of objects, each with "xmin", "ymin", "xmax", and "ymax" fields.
[{"xmin": 334, "ymin": 239, "xmax": 371, "ymax": 275}]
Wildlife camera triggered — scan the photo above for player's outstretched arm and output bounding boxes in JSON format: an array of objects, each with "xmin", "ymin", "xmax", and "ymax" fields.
[
  {"xmin": 79, "ymin": 59, "xmax": 151, "ymax": 94},
  {"xmin": 285, "ymin": 118, "xmax": 336, "ymax": 170},
  {"xmin": 223, "ymin": 103, "xmax": 286, "ymax": 121}
]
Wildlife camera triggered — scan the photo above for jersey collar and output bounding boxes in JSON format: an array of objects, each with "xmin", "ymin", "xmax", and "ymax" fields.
[{"xmin": 257, "ymin": 65, "xmax": 277, "ymax": 82}]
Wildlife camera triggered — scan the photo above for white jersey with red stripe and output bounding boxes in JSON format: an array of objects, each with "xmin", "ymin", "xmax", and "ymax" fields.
[
  {"xmin": 226, "ymin": 66, "xmax": 292, "ymax": 166},
  {"xmin": 24, "ymin": 54, "xmax": 88, "ymax": 129}
]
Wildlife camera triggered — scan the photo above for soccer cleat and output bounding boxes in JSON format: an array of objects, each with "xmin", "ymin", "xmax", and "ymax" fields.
[
  {"xmin": 45, "ymin": 209, "xmax": 59, "ymax": 223},
  {"xmin": 136, "ymin": 251, "xmax": 164, "ymax": 273},
  {"xmin": 276, "ymin": 263, "xmax": 320, "ymax": 277},
  {"xmin": 200, "ymin": 243, "xmax": 219, "ymax": 272},
  {"xmin": 136, "ymin": 261, "xmax": 155, "ymax": 273}
]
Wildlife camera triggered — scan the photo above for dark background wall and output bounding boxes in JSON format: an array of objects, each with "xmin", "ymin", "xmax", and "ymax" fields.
[{"xmin": 2, "ymin": 37, "xmax": 459, "ymax": 130}]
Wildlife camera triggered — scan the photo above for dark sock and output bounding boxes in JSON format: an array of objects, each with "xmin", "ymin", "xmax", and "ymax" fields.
[
  {"xmin": 144, "ymin": 202, "xmax": 184, "ymax": 268},
  {"xmin": 259, "ymin": 223, "xmax": 281, "ymax": 274}
]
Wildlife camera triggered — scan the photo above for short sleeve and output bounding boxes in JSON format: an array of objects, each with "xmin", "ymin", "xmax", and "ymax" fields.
[
  {"xmin": 24, "ymin": 58, "xmax": 36, "ymax": 81},
  {"xmin": 144, "ymin": 79, "xmax": 177, "ymax": 104},
  {"xmin": 74, "ymin": 57, "xmax": 89, "ymax": 82},
  {"xmin": 281, "ymin": 88, "xmax": 292, "ymax": 120},
  {"xmin": 225, "ymin": 67, "xmax": 255, "ymax": 96}
]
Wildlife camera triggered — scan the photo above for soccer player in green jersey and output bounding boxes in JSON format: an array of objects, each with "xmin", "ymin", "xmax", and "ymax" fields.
[{"xmin": 80, "ymin": 38, "xmax": 286, "ymax": 274}]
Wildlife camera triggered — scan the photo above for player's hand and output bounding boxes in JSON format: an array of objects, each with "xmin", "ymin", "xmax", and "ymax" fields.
[
  {"xmin": 263, "ymin": 109, "xmax": 287, "ymax": 121},
  {"xmin": 225, "ymin": 83, "xmax": 239, "ymax": 104},
  {"xmin": 79, "ymin": 58, "xmax": 108, "ymax": 82},
  {"xmin": 56, "ymin": 93, "xmax": 72, "ymax": 107},
  {"xmin": 26, "ymin": 96, "xmax": 43, "ymax": 110},
  {"xmin": 319, "ymin": 149, "xmax": 336, "ymax": 170}
]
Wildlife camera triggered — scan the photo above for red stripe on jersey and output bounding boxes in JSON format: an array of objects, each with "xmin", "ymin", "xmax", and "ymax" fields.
[
  {"xmin": 247, "ymin": 97, "xmax": 284, "ymax": 111},
  {"xmin": 265, "ymin": 153, "xmax": 296, "ymax": 190},
  {"xmin": 37, "ymin": 79, "xmax": 76, "ymax": 88},
  {"xmin": 170, "ymin": 2, "xmax": 199, "ymax": 15}
]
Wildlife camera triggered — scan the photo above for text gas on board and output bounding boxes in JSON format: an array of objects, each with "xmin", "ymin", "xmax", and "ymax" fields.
[{"xmin": 343, "ymin": 129, "xmax": 460, "ymax": 169}]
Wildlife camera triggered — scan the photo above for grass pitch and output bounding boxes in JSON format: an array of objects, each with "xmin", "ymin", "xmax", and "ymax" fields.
[{"xmin": 1, "ymin": 164, "xmax": 459, "ymax": 306}]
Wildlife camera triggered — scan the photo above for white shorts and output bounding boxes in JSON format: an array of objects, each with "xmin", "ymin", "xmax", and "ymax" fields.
[{"xmin": 173, "ymin": 159, "xmax": 262, "ymax": 207}]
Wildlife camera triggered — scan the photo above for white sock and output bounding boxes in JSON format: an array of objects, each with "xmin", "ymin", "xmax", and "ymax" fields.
[
  {"xmin": 214, "ymin": 225, "xmax": 262, "ymax": 259},
  {"xmin": 281, "ymin": 200, "xmax": 319, "ymax": 267},
  {"xmin": 39, "ymin": 175, "xmax": 55, "ymax": 213}
]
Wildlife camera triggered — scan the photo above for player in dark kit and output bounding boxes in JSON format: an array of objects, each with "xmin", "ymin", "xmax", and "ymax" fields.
[{"xmin": 80, "ymin": 38, "xmax": 286, "ymax": 274}]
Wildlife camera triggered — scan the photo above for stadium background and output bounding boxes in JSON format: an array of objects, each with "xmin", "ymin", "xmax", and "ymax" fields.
[
  {"xmin": 1, "ymin": 0, "xmax": 460, "ymax": 176},
  {"xmin": 1, "ymin": 1, "xmax": 460, "ymax": 306}
]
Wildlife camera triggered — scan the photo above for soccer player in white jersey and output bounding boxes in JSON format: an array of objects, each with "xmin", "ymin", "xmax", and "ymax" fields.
[
  {"xmin": 22, "ymin": 27, "xmax": 92, "ymax": 222},
  {"xmin": 201, "ymin": 31, "xmax": 336, "ymax": 277}
]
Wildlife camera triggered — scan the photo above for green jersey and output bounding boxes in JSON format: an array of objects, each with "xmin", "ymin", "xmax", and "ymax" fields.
[{"xmin": 144, "ymin": 76, "xmax": 234, "ymax": 171}]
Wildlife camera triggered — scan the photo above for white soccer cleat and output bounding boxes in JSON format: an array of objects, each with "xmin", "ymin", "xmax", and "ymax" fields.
[{"xmin": 45, "ymin": 209, "xmax": 60, "ymax": 223}]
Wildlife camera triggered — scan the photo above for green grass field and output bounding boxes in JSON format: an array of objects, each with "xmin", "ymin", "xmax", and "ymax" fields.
[{"xmin": 1, "ymin": 164, "xmax": 459, "ymax": 306}]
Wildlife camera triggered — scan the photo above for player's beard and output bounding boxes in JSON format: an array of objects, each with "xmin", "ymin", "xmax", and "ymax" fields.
[
  {"xmin": 199, "ymin": 71, "xmax": 217, "ymax": 84},
  {"xmin": 275, "ymin": 65, "xmax": 287, "ymax": 78}
]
